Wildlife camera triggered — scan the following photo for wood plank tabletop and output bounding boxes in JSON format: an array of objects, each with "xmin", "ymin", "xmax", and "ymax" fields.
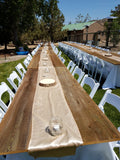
[
  {"xmin": 0, "ymin": 44, "xmax": 120, "ymax": 156},
  {"xmin": 63, "ymin": 42, "xmax": 120, "ymax": 65},
  {"xmin": 49, "ymin": 45, "xmax": 120, "ymax": 145},
  {"xmin": 0, "ymin": 69, "xmax": 38, "ymax": 155}
]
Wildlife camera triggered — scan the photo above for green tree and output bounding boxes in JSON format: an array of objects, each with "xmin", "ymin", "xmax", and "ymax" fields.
[
  {"xmin": 111, "ymin": 4, "xmax": 120, "ymax": 24},
  {"xmin": 110, "ymin": 5, "xmax": 120, "ymax": 47},
  {"xmin": 110, "ymin": 20, "xmax": 120, "ymax": 47},
  {"xmin": 0, "ymin": 1, "xmax": 12, "ymax": 50},
  {"xmin": 21, "ymin": 18, "xmax": 42, "ymax": 44},
  {"xmin": 105, "ymin": 5, "xmax": 120, "ymax": 47},
  {"xmin": 0, "ymin": 0, "xmax": 38, "ymax": 49},
  {"xmin": 40, "ymin": 0, "xmax": 65, "ymax": 42}
]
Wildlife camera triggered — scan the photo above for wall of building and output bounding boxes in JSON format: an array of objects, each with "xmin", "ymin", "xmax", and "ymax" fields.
[
  {"xmin": 83, "ymin": 20, "xmax": 106, "ymax": 45},
  {"xmin": 66, "ymin": 19, "xmax": 107, "ymax": 46}
]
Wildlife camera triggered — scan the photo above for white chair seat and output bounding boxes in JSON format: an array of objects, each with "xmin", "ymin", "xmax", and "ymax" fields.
[
  {"xmin": 15, "ymin": 63, "xmax": 26, "ymax": 79},
  {"xmin": 81, "ymin": 75, "xmax": 100, "ymax": 99},
  {"xmin": 72, "ymin": 66, "xmax": 85, "ymax": 83},
  {"xmin": 98, "ymin": 89, "xmax": 120, "ymax": 160},
  {"xmin": 23, "ymin": 59, "xmax": 30, "ymax": 68},
  {"xmin": 7, "ymin": 71, "xmax": 22, "ymax": 92},
  {"xmin": 0, "ymin": 82, "xmax": 15, "ymax": 113},
  {"xmin": 67, "ymin": 60, "xmax": 76, "ymax": 73}
]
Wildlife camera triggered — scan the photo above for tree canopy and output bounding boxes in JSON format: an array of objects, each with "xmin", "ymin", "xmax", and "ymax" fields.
[
  {"xmin": 111, "ymin": 4, "xmax": 120, "ymax": 24},
  {"xmin": 0, "ymin": 0, "xmax": 65, "ymax": 49},
  {"xmin": 104, "ymin": 4, "xmax": 120, "ymax": 47},
  {"xmin": 39, "ymin": 0, "xmax": 65, "ymax": 42}
]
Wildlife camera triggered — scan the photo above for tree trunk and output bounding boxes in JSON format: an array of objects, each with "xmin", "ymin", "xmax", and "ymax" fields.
[
  {"xmin": 5, "ymin": 42, "xmax": 7, "ymax": 51},
  {"xmin": 4, "ymin": 42, "xmax": 7, "ymax": 60},
  {"xmin": 106, "ymin": 30, "xmax": 110, "ymax": 48}
]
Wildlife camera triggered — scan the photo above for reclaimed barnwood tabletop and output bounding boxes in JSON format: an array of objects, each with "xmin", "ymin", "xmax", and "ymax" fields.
[
  {"xmin": 48, "ymin": 45, "xmax": 120, "ymax": 145},
  {"xmin": 0, "ymin": 44, "xmax": 120, "ymax": 157},
  {"xmin": 63, "ymin": 42, "xmax": 120, "ymax": 65}
]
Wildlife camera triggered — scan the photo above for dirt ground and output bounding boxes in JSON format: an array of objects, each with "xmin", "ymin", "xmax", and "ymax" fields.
[{"xmin": 0, "ymin": 44, "xmax": 37, "ymax": 64}]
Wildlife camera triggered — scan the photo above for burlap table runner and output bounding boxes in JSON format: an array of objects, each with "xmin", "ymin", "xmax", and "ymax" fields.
[{"xmin": 28, "ymin": 46, "xmax": 83, "ymax": 152}]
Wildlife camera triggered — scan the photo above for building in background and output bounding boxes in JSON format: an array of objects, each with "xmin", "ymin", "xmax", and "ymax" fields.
[{"xmin": 62, "ymin": 19, "xmax": 107, "ymax": 46}]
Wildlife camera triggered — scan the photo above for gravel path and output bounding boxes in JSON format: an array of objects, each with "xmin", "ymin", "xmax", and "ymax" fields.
[{"xmin": 0, "ymin": 55, "xmax": 27, "ymax": 64}]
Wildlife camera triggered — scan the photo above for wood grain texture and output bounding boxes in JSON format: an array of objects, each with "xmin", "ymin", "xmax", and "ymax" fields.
[
  {"xmin": 28, "ymin": 47, "xmax": 43, "ymax": 69},
  {"xmin": 49, "ymin": 46, "xmax": 120, "ymax": 145},
  {"xmin": 55, "ymin": 67, "xmax": 120, "ymax": 145},
  {"xmin": 0, "ymin": 69, "xmax": 38, "ymax": 155},
  {"xmin": 48, "ymin": 46, "xmax": 65, "ymax": 67},
  {"xmin": 63, "ymin": 42, "xmax": 120, "ymax": 65}
]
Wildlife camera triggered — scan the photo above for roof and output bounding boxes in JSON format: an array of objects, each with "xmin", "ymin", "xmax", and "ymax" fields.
[{"xmin": 62, "ymin": 21, "xmax": 95, "ymax": 31}]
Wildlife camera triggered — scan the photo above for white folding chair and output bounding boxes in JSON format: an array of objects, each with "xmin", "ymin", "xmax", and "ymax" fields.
[
  {"xmin": 59, "ymin": 56, "xmax": 65, "ymax": 64},
  {"xmin": 82, "ymin": 53, "xmax": 89, "ymax": 72},
  {"xmin": 98, "ymin": 89, "xmax": 120, "ymax": 113},
  {"xmin": 72, "ymin": 66, "xmax": 85, "ymax": 83},
  {"xmin": 58, "ymin": 51, "xmax": 62, "ymax": 57},
  {"xmin": 87, "ymin": 55, "xmax": 96, "ymax": 77},
  {"xmin": 67, "ymin": 60, "xmax": 76, "ymax": 73},
  {"xmin": 94, "ymin": 58, "xmax": 105, "ymax": 83},
  {"xmin": 26, "ymin": 56, "xmax": 32, "ymax": 63},
  {"xmin": 31, "ymin": 50, "xmax": 36, "ymax": 56},
  {"xmin": 98, "ymin": 89, "xmax": 120, "ymax": 159},
  {"xmin": 0, "ymin": 82, "xmax": 15, "ymax": 113},
  {"xmin": 7, "ymin": 71, "xmax": 22, "ymax": 92},
  {"xmin": 23, "ymin": 59, "xmax": 29, "ymax": 68},
  {"xmin": 15, "ymin": 63, "xmax": 26, "ymax": 79},
  {"xmin": 81, "ymin": 75, "xmax": 100, "ymax": 99},
  {"xmin": 28, "ymin": 53, "xmax": 32, "ymax": 60}
]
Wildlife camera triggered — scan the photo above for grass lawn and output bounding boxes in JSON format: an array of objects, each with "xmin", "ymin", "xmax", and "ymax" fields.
[{"xmin": 0, "ymin": 58, "xmax": 25, "ymax": 104}]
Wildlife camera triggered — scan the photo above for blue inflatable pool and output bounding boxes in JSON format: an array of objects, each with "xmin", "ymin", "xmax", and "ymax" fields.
[{"xmin": 16, "ymin": 51, "xmax": 29, "ymax": 55}]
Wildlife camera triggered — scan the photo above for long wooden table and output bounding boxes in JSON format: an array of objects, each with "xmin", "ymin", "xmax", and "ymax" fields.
[
  {"xmin": 63, "ymin": 42, "xmax": 120, "ymax": 65},
  {"xmin": 63, "ymin": 42, "xmax": 120, "ymax": 89},
  {"xmin": 0, "ymin": 44, "xmax": 120, "ymax": 157}
]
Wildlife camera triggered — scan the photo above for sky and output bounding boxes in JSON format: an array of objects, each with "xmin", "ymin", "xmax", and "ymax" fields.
[{"xmin": 58, "ymin": 0, "xmax": 119, "ymax": 24}]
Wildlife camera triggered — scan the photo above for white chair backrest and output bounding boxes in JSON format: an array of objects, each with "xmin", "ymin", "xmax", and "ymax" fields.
[
  {"xmin": 28, "ymin": 53, "xmax": 32, "ymax": 60},
  {"xmin": 98, "ymin": 89, "xmax": 120, "ymax": 113},
  {"xmin": 67, "ymin": 60, "xmax": 76, "ymax": 73},
  {"xmin": 60, "ymin": 57, "xmax": 65, "ymax": 64},
  {"xmin": 23, "ymin": 59, "xmax": 29, "ymax": 68},
  {"xmin": 15, "ymin": 63, "xmax": 26, "ymax": 79},
  {"xmin": 26, "ymin": 56, "xmax": 31, "ymax": 63},
  {"xmin": 58, "ymin": 51, "xmax": 62, "ymax": 57},
  {"xmin": 0, "ymin": 82, "xmax": 15, "ymax": 112},
  {"xmin": 82, "ymin": 53, "xmax": 89, "ymax": 71},
  {"xmin": 72, "ymin": 66, "xmax": 85, "ymax": 83},
  {"xmin": 99, "ymin": 90, "xmax": 120, "ymax": 159},
  {"xmin": 31, "ymin": 50, "xmax": 36, "ymax": 56},
  {"xmin": 7, "ymin": 71, "xmax": 22, "ymax": 92},
  {"xmin": 81, "ymin": 75, "xmax": 100, "ymax": 99},
  {"xmin": 94, "ymin": 58, "xmax": 105, "ymax": 83},
  {"xmin": 87, "ymin": 55, "xmax": 96, "ymax": 77}
]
